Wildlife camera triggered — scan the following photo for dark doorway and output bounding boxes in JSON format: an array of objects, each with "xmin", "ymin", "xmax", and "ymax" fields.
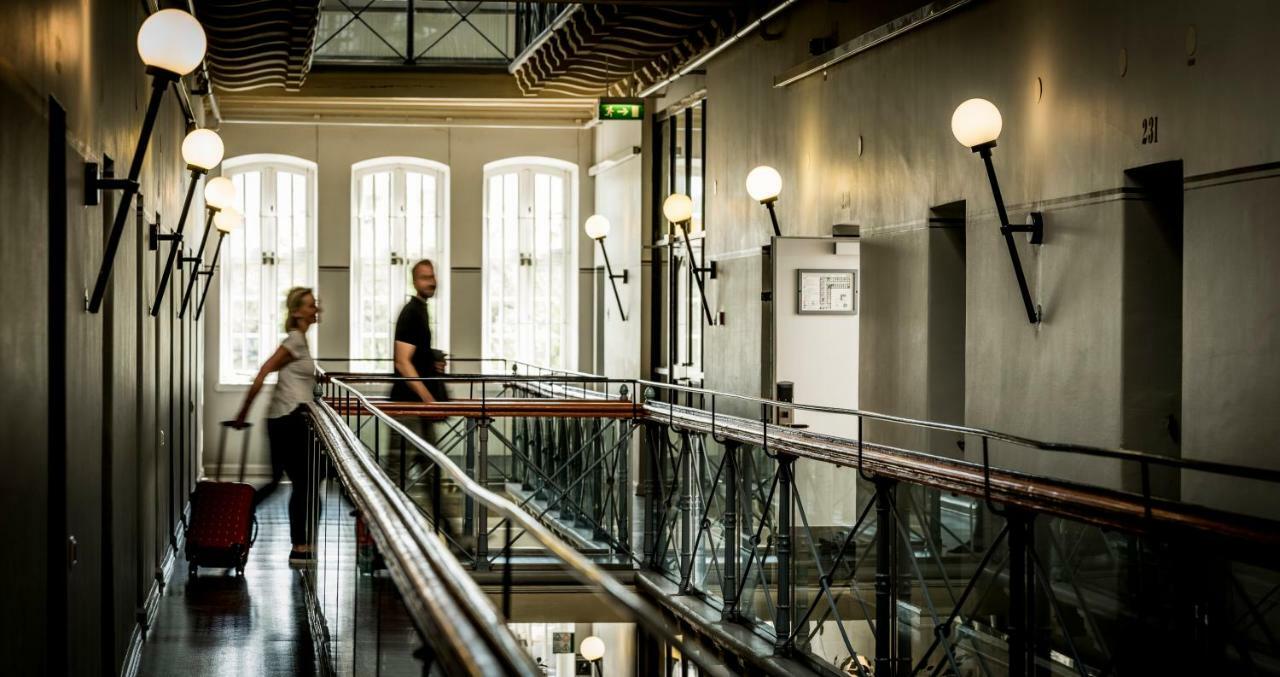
[
  {"xmin": 1122, "ymin": 161, "xmax": 1183, "ymax": 498},
  {"xmin": 927, "ymin": 200, "xmax": 967, "ymax": 457}
]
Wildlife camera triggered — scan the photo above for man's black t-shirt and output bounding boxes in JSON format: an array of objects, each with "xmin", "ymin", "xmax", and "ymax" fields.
[{"xmin": 390, "ymin": 296, "xmax": 447, "ymax": 402}]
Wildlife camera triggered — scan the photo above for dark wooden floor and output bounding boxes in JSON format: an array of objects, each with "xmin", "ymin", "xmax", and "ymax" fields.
[{"xmin": 138, "ymin": 486, "xmax": 316, "ymax": 676}]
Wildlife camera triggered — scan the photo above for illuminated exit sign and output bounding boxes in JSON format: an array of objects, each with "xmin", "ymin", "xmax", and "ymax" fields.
[{"xmin": 598, "ymin": 98, "xmax": 644, "ymax": 121}]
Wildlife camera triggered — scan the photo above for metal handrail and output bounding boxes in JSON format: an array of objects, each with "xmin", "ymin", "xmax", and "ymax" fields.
[
  {"xmin": 318, "ymin": 360, "xmax": 1280, "ymax": 487},
  {"xmin": 633, "ymin": 377, "xmax": 1280, "ymax": 485},
  {"xmin": 304, "ymin": 398, "xmax": 538, "ymax": 676},
  {"xmin": 324, "ymin": 377, "xmax": 733, "ymax": 677}
]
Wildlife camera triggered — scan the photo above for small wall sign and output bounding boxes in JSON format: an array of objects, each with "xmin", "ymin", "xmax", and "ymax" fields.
[{"xmin": 797, "ymin": 269, "xmax": 857, "ymax": 315}]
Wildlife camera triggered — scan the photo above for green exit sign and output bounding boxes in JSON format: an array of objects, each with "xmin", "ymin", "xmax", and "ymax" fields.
[{"xmin": 598, "ymin": 98, "xmax": 644, "ymax": 121}]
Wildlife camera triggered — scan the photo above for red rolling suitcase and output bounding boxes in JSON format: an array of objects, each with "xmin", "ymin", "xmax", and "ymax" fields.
[{"xmin": 185, "ymin": 421, "xmax": 258, "ymax": 576}]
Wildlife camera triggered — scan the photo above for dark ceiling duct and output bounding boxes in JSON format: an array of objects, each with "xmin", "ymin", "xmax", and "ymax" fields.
[
  {"xmin": 511, "ymin": 3, "xmax": 746, "ymax": 97},
  {"xmin": 196, "ymin": 0, "xmax": 322, "ymax": 92}
]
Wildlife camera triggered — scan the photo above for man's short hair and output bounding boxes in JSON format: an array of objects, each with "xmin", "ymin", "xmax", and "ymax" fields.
[{"xmin": 412, "ymin": 259, "xmax": 435, "ymax": 275}]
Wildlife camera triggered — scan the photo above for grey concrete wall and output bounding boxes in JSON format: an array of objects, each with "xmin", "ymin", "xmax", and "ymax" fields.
[
  {"xmin": 680, "ymin": 0, "xmax": 1280, "ymax": 511},
  {"xmin": 206, "ymin": 122, "xmax": 595, "ymax": 472},
  {"xmin": 0, "ymin": 0, "xmax": 205, "ymax": 671}
]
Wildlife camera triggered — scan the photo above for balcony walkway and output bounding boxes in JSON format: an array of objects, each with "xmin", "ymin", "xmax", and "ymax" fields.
[{"xmin": 138, "ymin": 489, "xmax": 315, "ymax": 677}]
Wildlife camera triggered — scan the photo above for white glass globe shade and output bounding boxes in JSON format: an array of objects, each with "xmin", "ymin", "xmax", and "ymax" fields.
[
  {"xmin": 951, "ymin": 98, "xmax": 1003, "ymax": 148},
  {"xmin": 182, "ymin": 129, "xmax": 224, "ymax": 171},
  {"xmin": 137, "ymin": 9, "xmax": 207, "ymax": 76},
  {"xmin": 584, "ymin": 214, "xmax": 611, "ymax": 240},
  {"xmin": 213, "ymin": 208, "xmax": 243, "ymax": 234},
  {"xmin": 204, "ymin": 176, "xmax": 236, "ymax": 211},
  {"xmin": 745, "ymin": 165, "xmax": 782, "ymax": 203},
  {"xmin": 580, "ymin": 636, "xmax": 606, "ymax": 661},
  {"xmin": 663, "ymin": 193, "xmax": 694, "ymax": 224}
]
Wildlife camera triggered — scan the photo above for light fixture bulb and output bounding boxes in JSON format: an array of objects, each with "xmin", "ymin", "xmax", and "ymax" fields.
[
  {"xmin": 181, "ymin": 129, "xmax": 224, "ymax": 171},
  {"xmin": 136, "ymin": 9, "xmax": 207, "ymax": 76},
  {"xmin": 213, "ymin": 208, "xmax": 243, "ymax": 234},
  {"xmin": 951, "ymin": 98, "xmax": 1003, "ymax": 148},
  {"xmin": 745, "ymin": 165, "xmax": 782, "ymax": 203},
  {"xmin": 584, "ymin": 214, "xmax": 611, "ymax": 240},
  {"xmin": 580, "ymin": 636, "xmax": 605, "ymax": 662},
  {"xmin": 663, "ymin": 193, "xmax": 694, "ymax": 224},
  {"xmin": 203, "ymin": 176, "xmax": 236, "ymax": 211}
]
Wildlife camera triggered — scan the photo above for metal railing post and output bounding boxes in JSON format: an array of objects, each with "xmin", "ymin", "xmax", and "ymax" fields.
[
  {"xmin": 642, "ymin": 420, "xmax": 659, "ymax": 568},
  {"xmin": 875, "ymin": 479, "xmax": 897, "ymax": 675},
  {"xmin": 1007, "ymin": 509, "xmax": 1033, "ymax": 677},
  {"xmin": 475, "ymin": 417, "xmax": 491, "ymax": 571},
  {"xmin": 464, "ymin": 418, "xmax": 476, "ymax": 537},
  {"xmin": 679, "ymin": 433, "xmax": 696, "ymax": 593},
  {"xmin": 722, "ymin": 440, "xmax": 740, "ymax": 622},
  {"xmin": 775, "ymin": 452, "xmax": 795, "ymax": 654}
]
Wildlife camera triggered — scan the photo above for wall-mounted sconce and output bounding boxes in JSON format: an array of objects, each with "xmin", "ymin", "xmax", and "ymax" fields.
[
  {"xmin": 952, "ymin": 98, "xmax": 1044, "ymax": 324},
  {"xmin": 179, "ymin": 176, "xmax": 235, "ymax": 318},
  {"xmin": 746, "ymin": 165, "xmax": 783, "ymax": 237},
  {"xmin": 150, "ymin": 128, "xmax": 224, "ymax": 316},
  {"xmin": 85, "ymin": 8, "xmax": 207, "ymax": 314},
  {"xmin": 663, "ymin": 193, "xmax": 715, "ymax": 325},
  {"xmin": 584, "ymin": 214, "xmax": 629, "ymax": 322},
  {"xmin": 580, "ymin": 635, "xmax": 605, "ymax": 677},
  {"xmin": 194, "ymin": 207, "xmax": 242, "ymax": 321}
]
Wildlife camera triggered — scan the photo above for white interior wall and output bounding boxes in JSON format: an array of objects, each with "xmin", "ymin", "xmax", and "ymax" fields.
[{"xmin": 202, "ymin": 121, "xmax": 595, "ymax": 475}]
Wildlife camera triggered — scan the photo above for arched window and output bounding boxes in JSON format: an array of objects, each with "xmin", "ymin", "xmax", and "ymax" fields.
[
  {"xmin": 482, "ymin": 157, "xmax": 578, "ymax": 369},
  {"xmin": 349, "ymin": 157, "xmax": 450, "ymax": 370},
  {"xmin": 219, "ymin": 154, "xmax": 318, "ymax": 384}
]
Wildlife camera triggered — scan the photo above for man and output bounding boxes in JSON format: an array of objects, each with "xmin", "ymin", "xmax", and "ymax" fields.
[
  {"xmin": 392, "ymin": 259, "xmax": 448, "ymax": 407},
  {"xmin": 389, "ymin": 259, "xmax": 453, "ymax": 535}
]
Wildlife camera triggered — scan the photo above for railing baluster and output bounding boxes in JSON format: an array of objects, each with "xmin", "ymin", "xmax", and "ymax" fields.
[
  {"xmin": 775, "ymin": 452, "xmax": 795, "ymax": 654},
  {"xmin": 875, "ymin": 479, "xmax": 896, "ymax": 675},
  {"xmin": 722, "ymin": 440, "xmax": 740, "ymax": 622}
]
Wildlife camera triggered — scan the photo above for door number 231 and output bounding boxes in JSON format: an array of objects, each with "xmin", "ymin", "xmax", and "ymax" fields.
[{"xmin": 1141, "ymin": 116, "xmax": 1159, "ymax": 144}]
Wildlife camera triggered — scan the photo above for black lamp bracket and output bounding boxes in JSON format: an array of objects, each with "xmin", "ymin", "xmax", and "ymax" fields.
[
  {"xmin": 974, "ymin": 141, "xmax": 1044, "ymax": 324},
  {"xmin": 84, "ymin": 161, "xmax": 138, "ymax": 206},
  {"xmin": 148, "ymin": 216, "xmax": 182, "ymax": 252},
  {"xmin": 694, "ymin": 260, "xmax": 718, "ymax": 280}
]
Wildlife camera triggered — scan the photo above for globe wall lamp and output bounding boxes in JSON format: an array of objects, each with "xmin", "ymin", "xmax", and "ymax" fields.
[
  {"xmin": 663, "ymin": 193, "xmax": 715, "ymax": 325},
  {"xmin": 85, "ymin": 8, "xmax": 207, "ymax": 314},
  {"xmin": 746, "ymin": 165, "xmax": 783, "ymax": 237},
  {"xmin": 952, "ymin": 98, "xmax": 1044, "ymax": 324},
  {"xmin": 585, "ymin": 214, "xmax": 629, "ymax": 322},
  {"xmin": 580, "ymin": 635, "xmax": 605, "ymax": 677},
  {"xmin": 179, "ymin": 176, "xmax": 236, "ymax": 318},
  {"xmin": 150, "ymin": 128, "xmax": 224, "ymax": 316},
  {"xmin": 194, "ymin": 207, "xmax": 242, "ymax": 321}
]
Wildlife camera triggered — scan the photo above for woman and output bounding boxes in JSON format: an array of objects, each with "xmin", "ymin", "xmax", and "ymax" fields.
[{"xmin": 232, "ymin": 287, "xmax": 320, "ymax": 563}]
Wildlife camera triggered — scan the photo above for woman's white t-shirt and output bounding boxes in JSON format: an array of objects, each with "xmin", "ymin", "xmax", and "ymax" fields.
[{"xmin": 267, "ymin": 329, "xmax": 316, "ymax": 419}]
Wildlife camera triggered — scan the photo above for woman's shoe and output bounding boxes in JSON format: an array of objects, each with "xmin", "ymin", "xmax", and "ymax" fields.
[{"xmin": 288, "ymin": 546, "xmax": 314, "ymax": 566}]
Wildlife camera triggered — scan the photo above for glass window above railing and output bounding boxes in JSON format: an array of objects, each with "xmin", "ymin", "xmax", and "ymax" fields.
[{"xmin": 314, "ymin": 1, "xmax": 561, "ymax": 66}]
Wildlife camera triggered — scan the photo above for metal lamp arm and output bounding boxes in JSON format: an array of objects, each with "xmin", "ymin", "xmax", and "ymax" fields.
[
  {"xmin": 178, "ymin": 208, "xmax": 216, "ymax": 318},
  {"xmin": 596, "ymin": 238, "xmax": 628, "ymax": 322},
  {"xmin": 678, "ymin": 221, "xmax": 715, "ymax": 325},
  {"xmin": 194, "ymin": 231, "xmax": 226, "ymax": 321},
  {"xmin": 977, "ymin": 145, "xmax": 1042, "ymax": 325},
  {"xmin": 151, "ymin": 168, "xmax": 203, "ymax": 316},
  {"xmin": 88, "ymin": 73, "xmax": 173, "ymax": 314}
]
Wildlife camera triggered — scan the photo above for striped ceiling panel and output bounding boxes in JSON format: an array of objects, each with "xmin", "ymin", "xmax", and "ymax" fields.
[
  {"xmin": 512, "ymin": 4, "xmax": 744, "ymax": 97},
  {"xmin": 196, "ymin": 0, "xmax": 323, "ymax": 92}
]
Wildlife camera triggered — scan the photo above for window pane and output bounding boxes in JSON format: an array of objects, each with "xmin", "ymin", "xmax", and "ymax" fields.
[{"xmin": 483, "ymin": 164, "xmax": 575, "ymax": 370}]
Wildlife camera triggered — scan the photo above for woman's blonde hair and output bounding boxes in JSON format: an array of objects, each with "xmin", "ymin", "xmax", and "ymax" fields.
[{"xmin": 284, "ymin": 286, "xmax": 314, "ymax": 333}]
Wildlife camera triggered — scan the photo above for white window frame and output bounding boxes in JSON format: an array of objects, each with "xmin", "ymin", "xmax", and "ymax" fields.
[
  {"xmin": 481, "ymin": 156, "xmax": 579, "ymax": 370},
  {"xmin": 349, "ymin": 157, "xmax": 451, "ymax": 371},
  {"xmin": 217, "ymin": 153, "xmax": 319, "ymax": 386}
]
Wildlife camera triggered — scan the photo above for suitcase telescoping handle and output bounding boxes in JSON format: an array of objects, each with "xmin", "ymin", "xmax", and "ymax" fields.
[{"xmin": 219, "ymin": 421, "xmax": 253, "ymax": 483}]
